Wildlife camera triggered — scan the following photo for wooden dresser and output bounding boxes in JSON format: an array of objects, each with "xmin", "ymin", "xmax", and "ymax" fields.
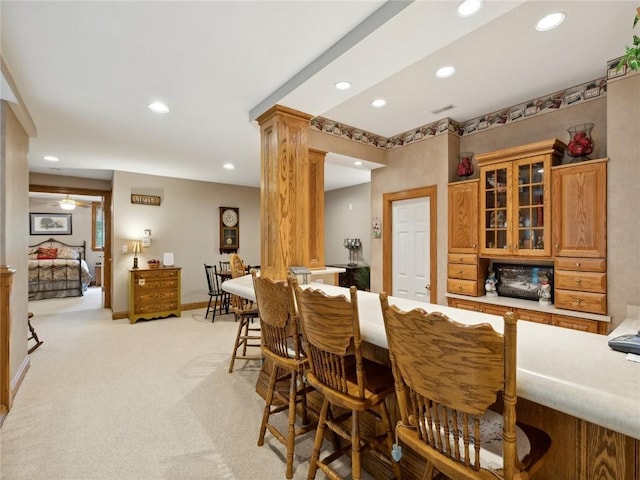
[{"xmin": 128, "ymin": 267, "xmax": 181, "ymax": 324}]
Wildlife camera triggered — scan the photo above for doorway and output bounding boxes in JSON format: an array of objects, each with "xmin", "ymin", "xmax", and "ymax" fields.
[
  {"xmin": 382, "ymin": 186, "xmax": 437, "ymax": 302},
  {"xmin": 29, "ymin": 185, "xmax": 112, "ymax": 309}
]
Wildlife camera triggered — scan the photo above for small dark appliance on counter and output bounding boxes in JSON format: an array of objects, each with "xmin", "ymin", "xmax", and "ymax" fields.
[{"xmin": 494, "ymin": 263, "xmax": 554, "ymax": 302}]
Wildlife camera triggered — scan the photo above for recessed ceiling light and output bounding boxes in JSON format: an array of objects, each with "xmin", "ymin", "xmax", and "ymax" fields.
[
  {"xmin": 334, "ymin": 81, "xmax": 351, "ymax": 90},
  {"xmin": 223, "ymin": 163, "xmax": 234, "ymax": 170},
  {"xmin": 536, "ymin": 12, "xmax": 565, "ymax": 31},
  {"xmin": 435, "ymin": 65, "xmax": 456, "ymax": 78},
  {"xmin": 371, "ymin": 99, "xmax": 386, "ymax": 108},
  {"xmin": 456, "ymin": 0, "xmax": 483, "ymax": 17},
  {"xmin": 148, "ymin": 101, "xmax": 170, "ymax": 114},
  {"xmin": 43, "ymin": 155, "xmax": 59, "ymax": 162},
  {"xmin": 354, "ymin": 161, "xmax": 362, "ymax": 166}
]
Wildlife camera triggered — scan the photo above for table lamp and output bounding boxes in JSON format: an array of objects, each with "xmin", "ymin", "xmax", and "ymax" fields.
[{"xmin": 130, "ymin": 240, "xmax": 142, "ymax": 269}]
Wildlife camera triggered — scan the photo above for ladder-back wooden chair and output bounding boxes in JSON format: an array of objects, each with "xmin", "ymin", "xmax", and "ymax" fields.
[
  {"xmin": 379, "ymin": 293, "xmax": 551, "ymax": 480},
  {"xmin": 291, "ymin": 279, "xmax": 402, "ymax": 480},
  {"xmin": 252, "ymin": 272, "xmax": 316, "ymax": 479},
  {"xmin": 204, "ymin": 264, "xmax": 226, "ymax": 322},
  {"xmin": 227, "ymin": 254, "xmax": 261, "ymax": 373}
]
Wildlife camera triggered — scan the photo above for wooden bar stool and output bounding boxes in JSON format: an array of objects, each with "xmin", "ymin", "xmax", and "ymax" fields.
[
  {"xmin": 228, "ymin": 254, "xmax": 261, "ymax": 373},
  {"xmin": 292, "ymin": 280, "xmax": 402, "ymax": 480},
  {"xmin": 380, "ymin": 294, "xmax": 552, "ymax": 480},
  {"xmin": 252, "ymin": 272, "xmax": 316, "ymax": 479}
]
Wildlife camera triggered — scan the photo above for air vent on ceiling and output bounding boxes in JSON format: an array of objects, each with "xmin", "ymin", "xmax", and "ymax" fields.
[{"xmin": 431, "ymin": 104, "xmax": 455, "ymax": 115}]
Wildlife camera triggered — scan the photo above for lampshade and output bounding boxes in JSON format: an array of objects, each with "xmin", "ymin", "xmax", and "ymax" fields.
[
  {"xmin": 130, "ymin": 240, "xmax": 142, "ymax": 255},
  {"xmin": 59, "ymin": 196, "xmax": 76, "ymax": 210}
]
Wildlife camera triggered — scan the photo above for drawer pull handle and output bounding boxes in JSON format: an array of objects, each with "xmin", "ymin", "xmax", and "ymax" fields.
[
  {"xmin": 458, "ymin": 269, "xmax": 463, "ymax": 274},
  {"xmin": 554, "ymin": 244, "xmax": 559, "ymax": 249},
  {"xmin": 459, "ymin": 257, "xmax": 464, "ymax": 262},
  {"xmin": 575, "ymin": 262, "xmax": 581, "ymax": 267},
  {"xmin": 458, "ymin": 286, "xmax": 463, "ymax": 291},
  {"xmin": 575, "ymin": 279, "xmax": 581, "ymax": 284},
  {"xmin": 576, "ymin": 299, "xmax": 582, "ymax": 304},
  {"xmin": 473, "ymin": 244, "xmax": 477, "ymax": 249}
]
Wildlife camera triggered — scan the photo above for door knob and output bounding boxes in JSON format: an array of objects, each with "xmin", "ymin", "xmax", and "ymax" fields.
[{"xmin": 425, "ymin": 284, "xmax": 431, "ymax": 291}]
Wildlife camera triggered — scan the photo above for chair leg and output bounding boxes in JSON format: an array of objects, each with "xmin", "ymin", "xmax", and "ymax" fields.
[
  {"xmin": 285, "ymin": 369, "xmax": 298, "ymax": 479},
  {"xmin": 258, "ymin": 360, "xmax": 279, "ymax": 446},
  {"xmin": 205, "ymin": 295, "xmax": 213, "ymax": 320},
  {"xmin": 228, "ymin": 314, "xmax": 244, "ymax": 373},
  {"xmin": 352, "ymin": 409, "xmax": 362, "ymax": 480},
  {"xmin": 308, "ymin": 397, "xmax": 330, "ymax": 480}
]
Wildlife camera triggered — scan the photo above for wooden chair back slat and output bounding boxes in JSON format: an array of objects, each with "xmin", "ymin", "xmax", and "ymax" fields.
[
  {"xmin": 293, "ymin": 282, "xmax": 365, "ymax": 399},
  {"xmin": 380, "ymin": 292, "xmax": 522, "ymax": 476}
]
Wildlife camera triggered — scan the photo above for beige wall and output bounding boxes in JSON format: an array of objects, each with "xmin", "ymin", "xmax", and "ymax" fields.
[
  {"xmin": 111, "ymin": 171, "xmax": 261, "ymax": 315},
  {"xmin": 324, "ymin": 182, "xmax": 371, "ymax": 265},
  {"xmin": 606, "ymin": 72, "xmax": 640, "ymax": 324},
  {"xmin": 1, "ymin": 103, "xmax": 30, "ymax": 390}
]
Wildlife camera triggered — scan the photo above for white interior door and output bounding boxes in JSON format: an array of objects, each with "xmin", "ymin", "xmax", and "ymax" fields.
[{"xmin": 392, "ymin": 196, "xmax": 430, "ymax": 301}]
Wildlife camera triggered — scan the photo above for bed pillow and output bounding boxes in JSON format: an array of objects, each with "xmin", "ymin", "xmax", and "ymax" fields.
[
  {"xmin": 28, "ymin": 247, "xmax": 39, "ymax": 260},
  {"xmin": 57, "ymin": 246, "xmax": 79, "ymax": 260},
  {"xmin": 37, "ymin": 247, "xmax": 58, "ymax": 259}
]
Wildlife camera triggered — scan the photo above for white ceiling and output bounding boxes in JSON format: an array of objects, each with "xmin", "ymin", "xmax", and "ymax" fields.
[{"xmin": 1, "ymin": 1, "xmax": 635, "ymax": 191}]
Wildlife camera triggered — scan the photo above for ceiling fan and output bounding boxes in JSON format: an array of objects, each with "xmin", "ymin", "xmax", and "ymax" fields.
[{"xmin": 31, "ymin": 195, "xmax": 93, "ymax": 210}]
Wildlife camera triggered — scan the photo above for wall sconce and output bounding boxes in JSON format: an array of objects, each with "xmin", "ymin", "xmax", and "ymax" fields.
[{"xmin": 130, "ymin": 240, "xmax": 142, "ymax": 269}]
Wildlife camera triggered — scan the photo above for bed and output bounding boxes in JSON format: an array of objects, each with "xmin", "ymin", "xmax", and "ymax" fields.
[{"xmin": 28, "ymin": 238, "xmax": 92, "ymax": 300}]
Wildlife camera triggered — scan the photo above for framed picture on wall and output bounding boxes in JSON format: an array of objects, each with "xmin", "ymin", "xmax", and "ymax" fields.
[{"xmin": 30, "ymin": 213, "xmax": 72, "ymax": 235}]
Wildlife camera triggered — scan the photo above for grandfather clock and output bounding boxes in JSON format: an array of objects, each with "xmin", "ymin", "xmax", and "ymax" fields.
[{"xmin": 219, "ymin": 207, "xmax": 239, "ymax": 254}]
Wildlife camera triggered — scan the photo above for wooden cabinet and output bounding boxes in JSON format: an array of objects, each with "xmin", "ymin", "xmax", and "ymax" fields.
[
  {"xmin": 329, "ymin": 264, "xmax": 370, "ymax": 291},
  {"xmin": 129, "ymin": 267, "xmax": 181, "ymax": 324},
  {"xmin": 552, "ymin": 159, "xmax": 607, "ymax": 315},
  {"xmin": 93, "ymin": 263, "xmax": 102, "ymax": 287},
  {"xmin": 448, "ymin": 179, "xmax": 479, "ymax": 253},
  {"xmin": 477, "ymin": 139, "xmax": 564, "ymax": 257},
  {"xmin": 447, "ymin": 180, "xmax": 488, "ymax": 297}
]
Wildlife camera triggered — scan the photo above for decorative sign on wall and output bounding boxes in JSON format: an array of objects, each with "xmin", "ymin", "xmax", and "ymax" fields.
[{"xmin": 131, "ymin": 194, "xmax": 161, "ymax": 206}]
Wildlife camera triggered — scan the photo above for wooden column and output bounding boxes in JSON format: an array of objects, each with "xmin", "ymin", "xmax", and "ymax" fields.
[
  {"xmin": 0, "ymin": 265, "xmax": 15, "ymax": 423},
  {"xmin": 256, "ymin": 105, "xmax": 325, "ymax": 280}
]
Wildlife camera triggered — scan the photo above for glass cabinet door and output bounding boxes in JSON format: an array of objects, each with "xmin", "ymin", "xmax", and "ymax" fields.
[
  {"xmin": 482, "ymin": 162, "xmax": 511, "ymax": 252},
  {"xmin": 514, "ymin": 155, "xmax": 550, "ymax": 256}
]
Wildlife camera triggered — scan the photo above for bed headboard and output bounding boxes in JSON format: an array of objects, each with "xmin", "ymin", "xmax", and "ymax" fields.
[{"xmin": 29, "ymin": 237, "xmax": 86, "ymax": 261}]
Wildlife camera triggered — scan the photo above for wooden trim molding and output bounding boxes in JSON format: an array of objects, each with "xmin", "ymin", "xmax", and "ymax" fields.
[
  {"xmin": 382, "ymin": 186, "xmax": 438, "ymax": 301},
  {"xmin": 0, "ymin": 265, "xmax": 15, "ymax": 419}
]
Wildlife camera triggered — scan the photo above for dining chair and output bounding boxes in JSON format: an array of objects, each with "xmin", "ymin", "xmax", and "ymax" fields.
[
  {"xmin": 291, "ymin": 279, "xmax": 402, "ymax": 480},
  {"xmin": 252, "ymin": 272, "xmax": 316, "ymax": 479},
  {"xmin": 379, "ymin": 293, "xmax": 552, "ymax": 480},
  {"xmin": 204, "ymin": 264, "xmax": 226, "ymax": 322},
  {"xmin": 228, "ymin": 253, "xmax": 261, "ymax": 372}
]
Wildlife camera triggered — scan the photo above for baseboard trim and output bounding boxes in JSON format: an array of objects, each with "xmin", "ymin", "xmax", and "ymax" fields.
[
  {"xmin": 112, "ymin": 311, "xmax": 128, "ymax": 320},
  {"xmin": 182, "ymin": 301, "xmax": 207, "ymax": 311},
  {"xmin": 11, "ymin": 355, "xmax": 30, "ymax": 405}
]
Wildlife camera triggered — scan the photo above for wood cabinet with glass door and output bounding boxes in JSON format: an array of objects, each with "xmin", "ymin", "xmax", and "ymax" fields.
[{"xmin": 477, "ymin": 139, "xmax": 565, "ymax": 258}]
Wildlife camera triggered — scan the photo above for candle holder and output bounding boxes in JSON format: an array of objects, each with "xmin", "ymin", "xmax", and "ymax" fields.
[{"xmin": 343, "ymin": 238, "xmax": 361, "ymax": 266}]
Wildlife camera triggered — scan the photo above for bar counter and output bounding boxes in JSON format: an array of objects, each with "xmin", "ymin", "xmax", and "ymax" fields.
[
  {"xmin": 223, "ymin": 275, "xmax": 640, "ymax": 478},
  {"xmin": 223, "ymin": 274, "xmax": 639, "ymax": 438}
]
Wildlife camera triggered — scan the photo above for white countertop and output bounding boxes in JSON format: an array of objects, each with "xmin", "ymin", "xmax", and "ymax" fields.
[{"xmin": 223, "ymin": 275, "xmax": 640, "ymax": 440}]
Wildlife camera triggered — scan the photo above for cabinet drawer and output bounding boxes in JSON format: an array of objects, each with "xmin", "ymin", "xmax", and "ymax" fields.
[
  {"xmin": 447, "ymin": 278, "xmax": 478, "ymax": 296},
  {"xmin": 551, "ymin": 314, "xmax": 600, "ymax": 333},
  {"xmin": 134, "ymin": 301, "xmax": 179, "ymax": 314},
  {"xmin": 478, "ymin": 303, "xmax": 514, "ymax": 316},
  {"xmin": 447, "ymin": 263, "xmax": 478, "ymax": 280},
  {"xmin": 133, "ymin": 269, "xmax": 180, "ymax": 280},
  {"xmin": 448, "ymin": 298, "xmax": 479, "ymax": 311},
  {"xmin": 555, "ymin": 271, "xmax": 606, "ymax": 293},
  {"xmin": 134, "ymin": 289, "xmax": 179, "ymax": 303},
  {"xmin": 554, "ymin": 290, "xmax": 607, "ymax": 315},
  {"xmin": 554, "ymin": 257, "xmax": 605, "ymax": 273},
  {"xmin": 516, "ymin": 308, "xmax": 551, "ymax": 325},
  {"xmin": 133, "ymin": 279, "xmax": 179, "ymax": 291},
  {"xmin": 447, "ymin": 253, "xmax": 478, "ymax": 265}
]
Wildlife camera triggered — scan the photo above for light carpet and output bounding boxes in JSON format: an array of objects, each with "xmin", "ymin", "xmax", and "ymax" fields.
[{"xmin": 1, "ymin": 293, "xmax": 363, "ymax": 480}]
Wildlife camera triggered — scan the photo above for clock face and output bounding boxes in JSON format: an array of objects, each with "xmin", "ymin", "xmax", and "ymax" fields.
[{"xmin": 222, "ymin": 209, "xmax": 238, "ymax": 227}]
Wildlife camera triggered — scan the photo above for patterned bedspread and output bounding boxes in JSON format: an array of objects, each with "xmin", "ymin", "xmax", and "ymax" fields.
[{"xmin": 28, "ymin": 258, "xmax": 92, "ymax": 285}]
